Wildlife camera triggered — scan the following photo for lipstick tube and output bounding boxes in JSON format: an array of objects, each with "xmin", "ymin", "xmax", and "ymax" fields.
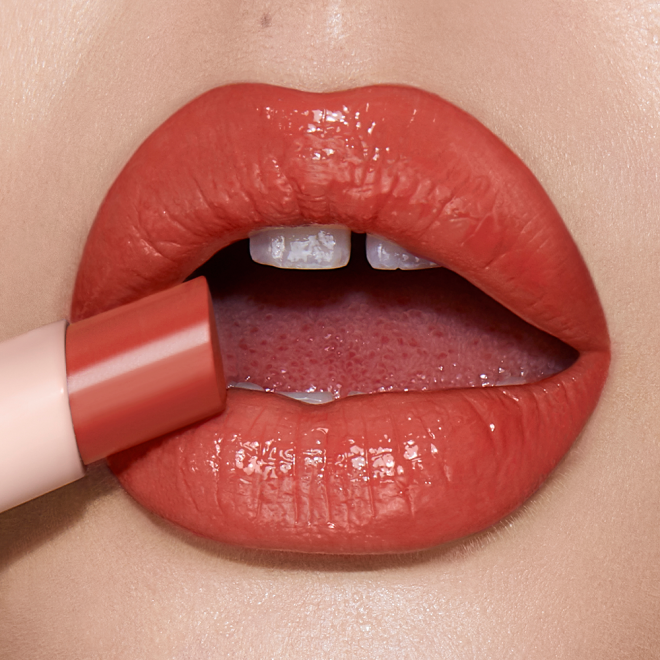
[{"xmin": 0, "ymin": 277, "xmax": 226, "ymax": 513}]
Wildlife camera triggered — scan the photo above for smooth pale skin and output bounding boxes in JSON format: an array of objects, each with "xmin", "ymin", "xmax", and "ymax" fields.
[{"xmin": 0, "ymin": 1, "xmax": 658, "ymax": 658}]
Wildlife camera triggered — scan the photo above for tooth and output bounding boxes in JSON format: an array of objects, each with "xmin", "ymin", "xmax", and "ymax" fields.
[
  {"xmin": 280, "ymin": 391, "xmax": 335, "ymax": 405},
  {"xmin": 250, "ymin": 225, "xmax": 351, "ymax": 269},
  {"xmin": 365, "ymin": 235, "xmax": 439, "ymax": 270},
  {"xmin": 496, "ymin": 375, "xmax": 527, "ymax": 387},
  {"xmin": 228, "ymin": 381, "xmax": 264, "ymax": 391}
]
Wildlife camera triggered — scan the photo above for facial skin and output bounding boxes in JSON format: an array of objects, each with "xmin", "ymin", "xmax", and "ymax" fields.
[{"xmin": 1, "ymin": 1, "xmax": 659, "ymax": 657}]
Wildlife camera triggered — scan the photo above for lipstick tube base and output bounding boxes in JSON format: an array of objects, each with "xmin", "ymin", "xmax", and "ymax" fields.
[{"xmin": 0, "ymin": 320, "xmax": 84, "ymax": 513}]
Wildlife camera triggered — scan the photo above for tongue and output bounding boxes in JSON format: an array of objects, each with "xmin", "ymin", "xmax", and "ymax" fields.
[{"xmin": 196, "ymin": 237, "xmax": 576, "ymax": 397}]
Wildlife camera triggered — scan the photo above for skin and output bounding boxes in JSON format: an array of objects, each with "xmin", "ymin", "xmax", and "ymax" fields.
[{"xmin": 0, "ymin": 0, "xmax": 659, "ymax": 657}]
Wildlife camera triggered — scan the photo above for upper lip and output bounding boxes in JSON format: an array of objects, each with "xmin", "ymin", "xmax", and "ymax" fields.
[{"xmin": 71, "ymin": 84, "xmax": 610, "ymax": 554}]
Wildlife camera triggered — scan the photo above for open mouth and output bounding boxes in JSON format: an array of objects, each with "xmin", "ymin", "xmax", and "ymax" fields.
[
  {"xmin": 200, "ymin": 233, "xmax": 577, "ymax": 399},
  {"xmin": 71, "ymin": 84, "xmax": 610, "ymax": 554}
]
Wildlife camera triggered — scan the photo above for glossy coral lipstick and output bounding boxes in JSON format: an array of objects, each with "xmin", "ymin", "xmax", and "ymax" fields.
[
  {"xmin": 0, "ymin": 277, "xmax": 225, "ymax": 513},
  {"xmin": 72, "ymin": 84, "xmax": 610, "ymax": 554}
]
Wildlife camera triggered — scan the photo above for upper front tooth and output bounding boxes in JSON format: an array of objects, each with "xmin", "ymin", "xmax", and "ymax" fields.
[
  {"xmin": 250, "ymin": 225, "xmax": 351, "ymax": 270},
  {"xmin": 366, "ymin": 235, "xmax": 439, "ymax": 270}
]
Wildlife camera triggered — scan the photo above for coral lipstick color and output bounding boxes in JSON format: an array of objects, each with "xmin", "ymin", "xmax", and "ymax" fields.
[
  {"xmin": 72, "ymin": 84, "xmax": 610, "ymax": 553},
  {"xmin": 67, "ymin": 276, "xmax": 225, "ymax": 464}
]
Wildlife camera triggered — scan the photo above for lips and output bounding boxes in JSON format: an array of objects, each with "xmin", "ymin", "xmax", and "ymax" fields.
[{"xmin": 71, "ymin": 84, "xmax": 610, "ymax": 554}]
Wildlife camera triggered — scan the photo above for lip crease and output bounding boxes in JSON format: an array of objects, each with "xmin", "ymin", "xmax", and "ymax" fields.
[{"xmin": 71, "ymin": 84, "xmax": 610, "ymax": 554}]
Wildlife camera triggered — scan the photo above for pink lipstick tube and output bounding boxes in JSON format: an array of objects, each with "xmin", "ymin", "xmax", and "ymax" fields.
[{"xmin": 0, "ymin": 276, "xmax": 225, "ymax": 513}]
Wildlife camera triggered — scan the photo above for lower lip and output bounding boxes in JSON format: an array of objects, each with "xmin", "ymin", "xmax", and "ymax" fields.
[
  {"xmin": 73, "ymin": 84, "xmax": 610, "ymax": 554},
  {"xmin": 108, "ymin": 353, "xmax": 606, "ymax": 553}
]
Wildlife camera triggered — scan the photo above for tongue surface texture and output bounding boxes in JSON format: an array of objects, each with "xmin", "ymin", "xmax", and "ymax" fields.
[{"xmin": 197, "ymin": 239, "xmax": 576, "ymax": 397}]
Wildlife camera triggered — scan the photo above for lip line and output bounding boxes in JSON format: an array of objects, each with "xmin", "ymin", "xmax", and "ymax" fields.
[{"xmin": 72, "ymin": 83, "xmax": 610, "ymax": 553}]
